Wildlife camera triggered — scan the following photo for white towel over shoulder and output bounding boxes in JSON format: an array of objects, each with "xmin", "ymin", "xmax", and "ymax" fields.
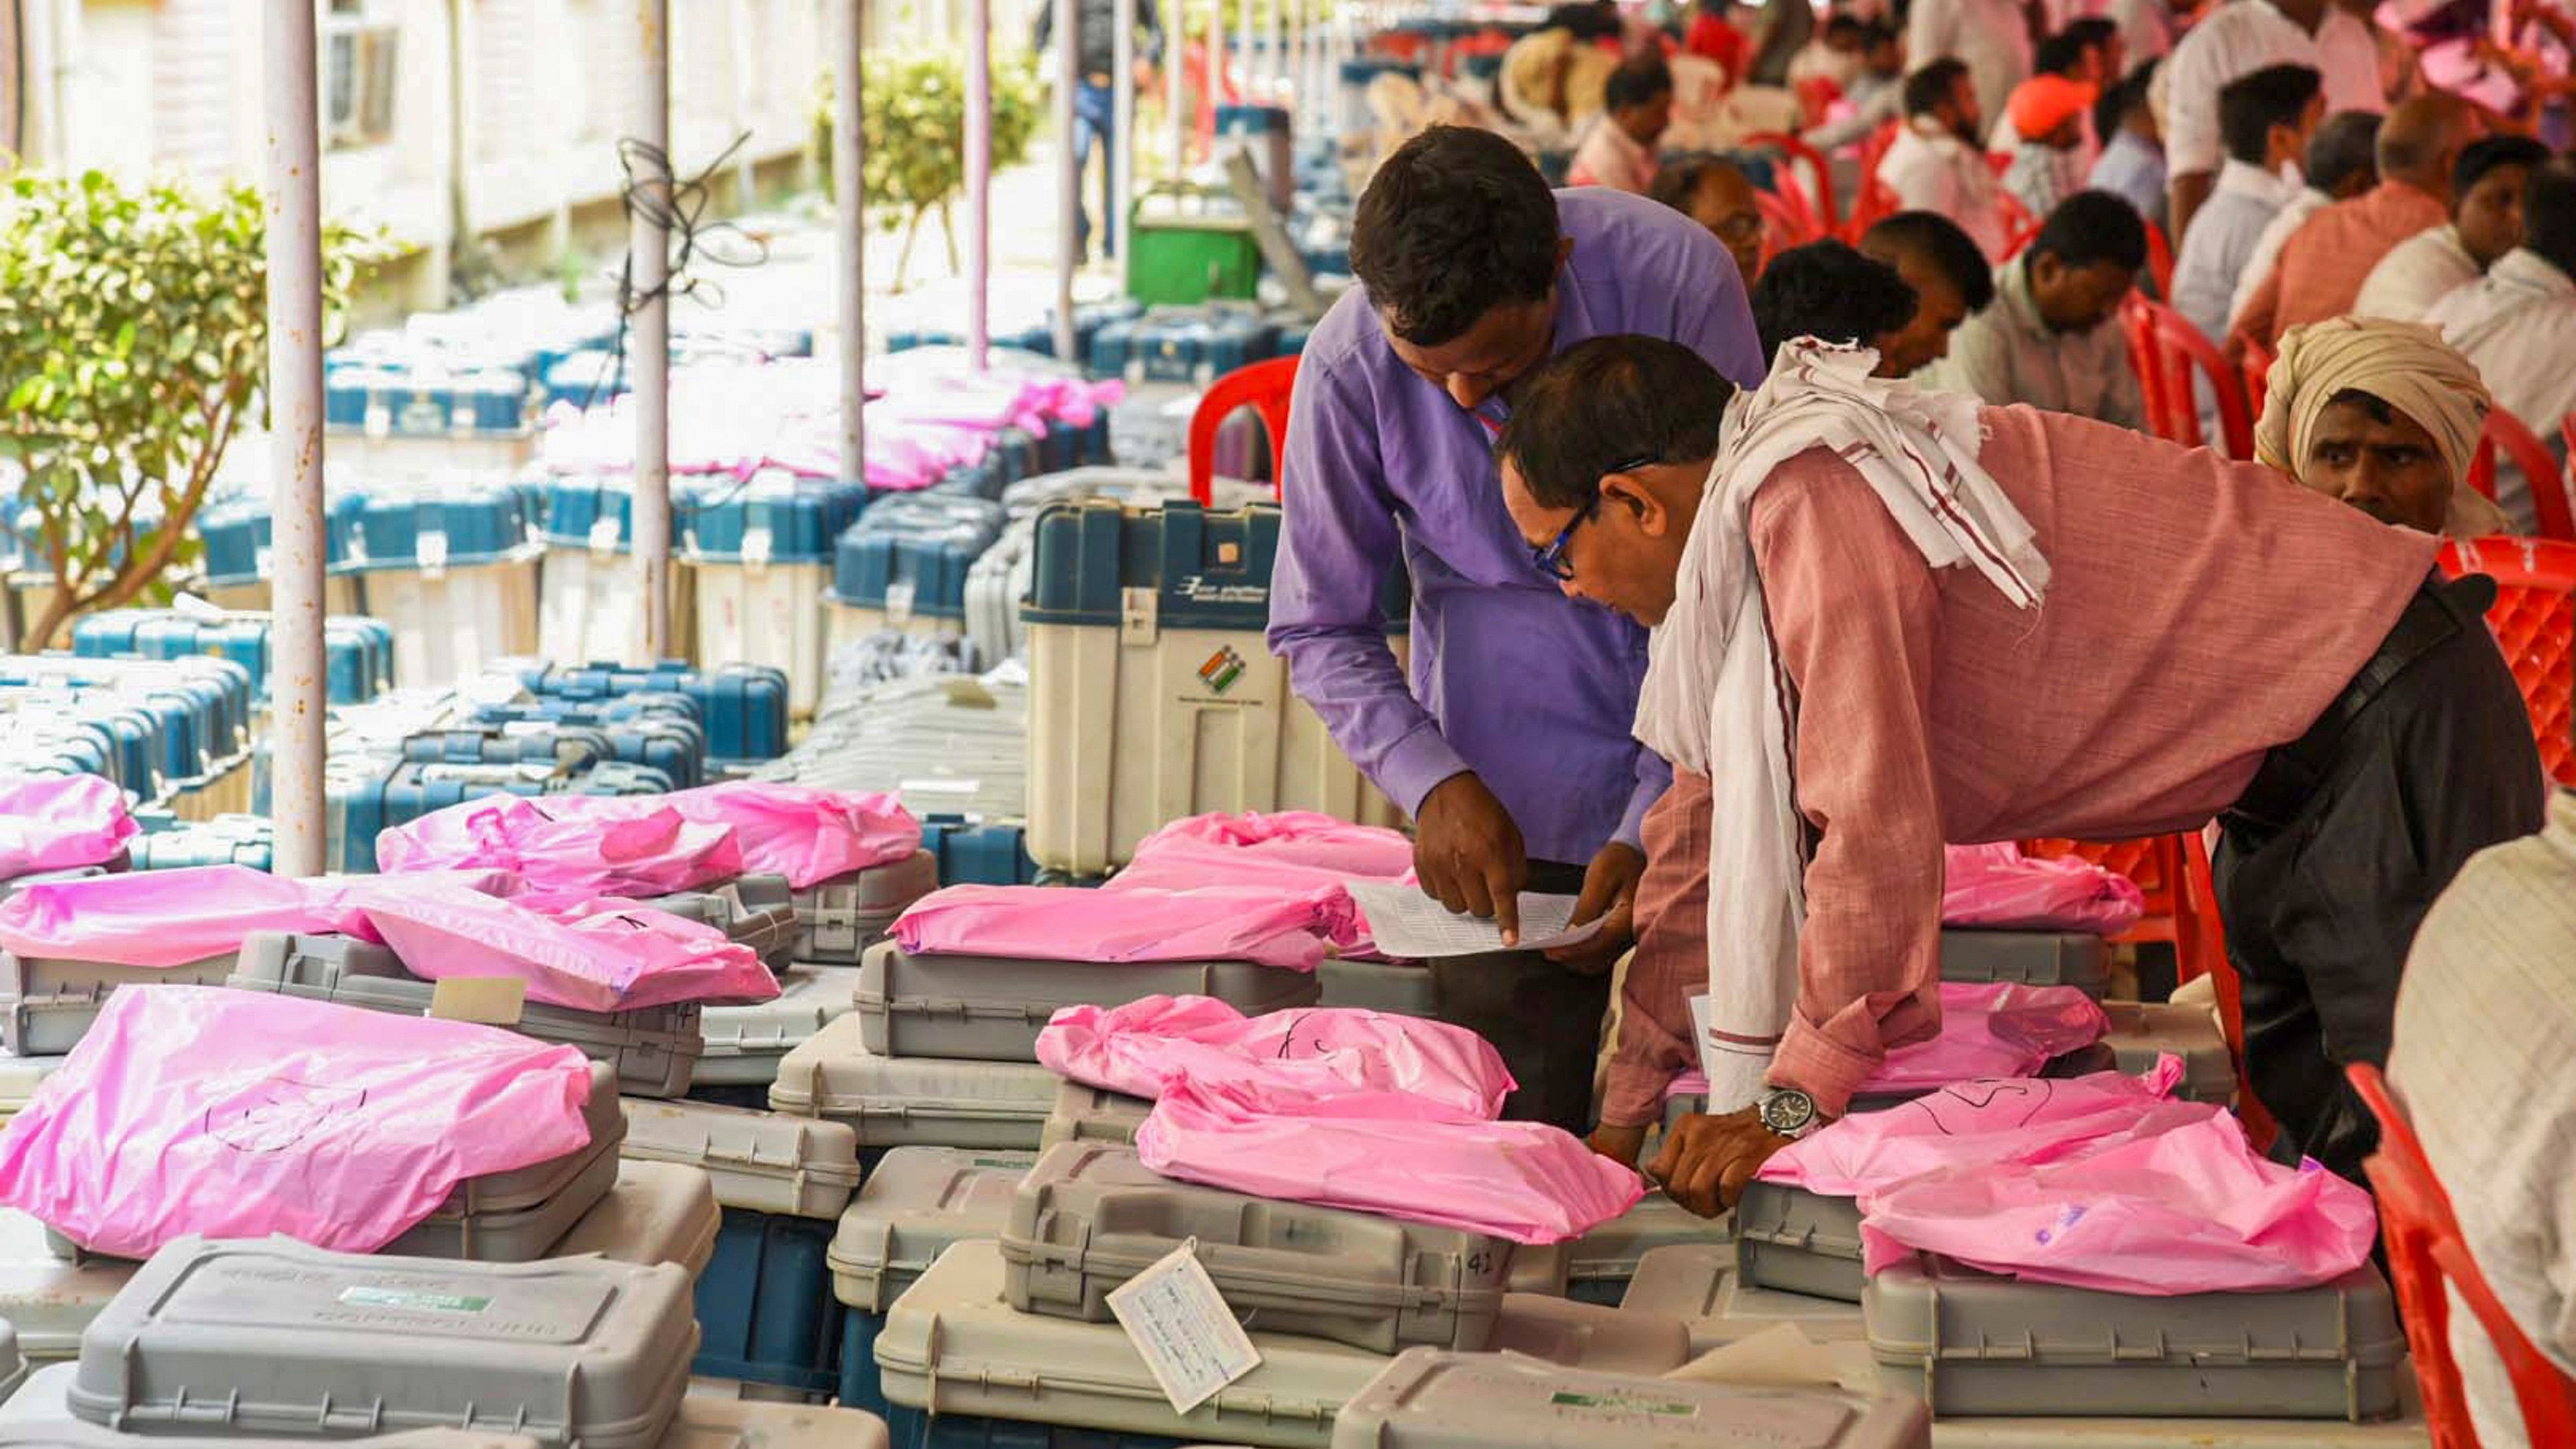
[{"xmin": 1634, "ymin": 339, "xmax": 2050, "ymax": 1112}]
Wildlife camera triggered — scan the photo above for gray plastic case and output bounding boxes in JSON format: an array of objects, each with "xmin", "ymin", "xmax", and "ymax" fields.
[
  {"xmin": 768, "ymin": 1013, "xmax": 1056, "ymax": 1147},
  {"xmin": 1000, "ymin": 1142, "xmax": 1513, "ymax": 1354},
  {"xmin": 693, "ymin": 964, "xmax": 860, "ymax": 1085},
  {"xmin": 552, "ymin": 1161, "xmax": 721, "ymax": 1277},
  {"xmin": 1618, "ymin": 1243, "xmax": 1868, "ymax": 1354},
  {"xmin": 1566, "ymin": 1192, "xmax": 1728, "ymax": 1303},
  {"xmin": 1330, "ymin": 1348, "xmax": 1934, "ymax": 1449},
  {"xmin": 1313, "ymin": 958, "xmax": 1437, "ymax": 1016},
  {"xmin": 1, "ymin": 1366, "xmax": 532, "ymax": 1448},
  {"xmin": 0, "ymin": 1056, "xmax": 65, "ymax": 1126},
  {"xmin": 384, "ymin": 1058, "xmax": 625, "ymax": 1261},
  {"xmin": 1863, "ymin": 1254, "xmax": 2408, "ymax": 1421},
  {"xmin": 876, "ymin": 1241, "xmax": 1690, "ymax": 1448},
  {"xmin": 0, "ymin": 1212, "xmax": 132, "ymax": 1360},
  {"xmin": 1936, "ymin": 931, "xmax": 2112, "ymax": 999},
  {"xmin": 639, "ymin": 875, "xmax": 800, "ymax": 966},
  {"xmin": 0, "ymin": 951, "xmax": 239, "ymax": 1055},
  {"xmin": 616, "ymin": 1098, "xmax": 860, "ymax": 1219},
  {"xmin": 229, "ymin": 932, "xmax": 703, "ymax": 1099},
  {"xmin": 1735, "ymin": 1179, "xmax": 1867, "ymax": 1304},
  {"xmin": 1038, "ymin": 1079, "xmax": 1153, "ymax": 1149},
  {"xmin": 67, "ymin": 1236, "xmax": 699, "ymax": 1448},
  {"xmin": 2104, "ymin": 1000, "xmax": 2236, "ymax": 1103},
  {"xmin": 856, "ymin": 940, "xmax": 1323, "ymax": 1062},
  {"xmin": 793, "ymin": 851, "xmax": 937, "ymax": 963},
  {"xmin": 827, "ymin": 1146, "xmax": 1038, "ymax": 1311}
]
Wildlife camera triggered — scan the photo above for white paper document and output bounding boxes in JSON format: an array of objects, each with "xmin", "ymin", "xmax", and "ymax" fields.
[
  {"xmin": 1346, "ymin": 883, "xmax": 1606, "ymax": 958},
  {"xmin": 1105, "ymin": 1241, "xmax": 1262, "ymax": 1414}
]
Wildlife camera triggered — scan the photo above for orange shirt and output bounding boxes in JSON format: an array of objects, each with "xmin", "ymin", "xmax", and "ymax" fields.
[
  {"xmin": 1607, "ymin": 405, "xmax": 2436, "ymax": 1119},
  {"xmin": 2232, "ymin": 180, "xmax": 2450, "ymax": 348}
]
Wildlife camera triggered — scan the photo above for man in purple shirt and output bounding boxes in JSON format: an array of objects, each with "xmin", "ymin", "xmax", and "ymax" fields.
[{"xmin": 1268, "ymin": 124, "xmax": 1765, "ymax": 1129}]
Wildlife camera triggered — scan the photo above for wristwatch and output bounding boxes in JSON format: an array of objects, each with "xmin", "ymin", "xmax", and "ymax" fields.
[{"xmin": 1756, "ymin": 1086, "xmax": 1821, "ymax": 1140}]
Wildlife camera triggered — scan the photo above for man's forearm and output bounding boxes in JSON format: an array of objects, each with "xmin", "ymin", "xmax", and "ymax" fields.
[{"xmin": 2169, "ymin": 169, "xmax": 2215, "ymax": 246}]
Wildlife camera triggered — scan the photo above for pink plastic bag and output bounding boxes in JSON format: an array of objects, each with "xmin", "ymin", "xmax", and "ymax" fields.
[
  {"xmin": 0, "ymin": 775, "xmax": 136, "ymax": 880},
  {"xmin": 1128, "ymin": 811, "xmax": 1418, "ymax": 880},
  {"xmin": 1135, "ymin": 1080, "xmax": 1644, "ymax": 1245},
  {"xmin": 1037, "ymin": 995, "xmax": 1517, "ymax": 1122},
  {"xmin": 1857, "ymin": 1109, "xmax": 2382, "ymax": 1294},
  {"xmin": 0, "ymin": 986, "xmax": 598, "ymax": 1258},
  {"xmin": 360, "ymin": 888, "xmax": 781, "ymax": 1012},
  {"xmin": 894, "ymin": 884, "xmax": 1360, "ymax": 971},
  {"xmin": 1758, "ymin": 1060, "xmax": 2191, "ymax": 1199},
  {"xmin": 1865, "ymin": 982, "xmax": 2110, "ymax": 1092},
  {"xmin": 0, "ymin": 865, "xmax": 393, "ymax": 966},
  {"xmin": 510, "ymin": 783, "xmax": 922, "ymax": 889},
  {"xmin": 1942, "ymin": 843, "xmax": 2147, "ymax": 935},
  {"xmin": 375, "ymin": 797, "xmax": 743, "ymax": 909}
]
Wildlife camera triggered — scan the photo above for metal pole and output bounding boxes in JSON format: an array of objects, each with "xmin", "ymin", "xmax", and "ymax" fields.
[
  {"xmin": 835, "ymin": 0, "xmax": 867, "ymax": 484},
  {"xmin": 966, "ymin": 0, "xmax": 991, "ymax": 369},
  {"xmin": 1053, "ymin": 0, "xmax": 1079, "ymax": 358},
  {"xmin": 262, "ymin": 0, "xmax": 326, "ymax": 879},
  {"xmin": 1113, "ymin": 0, "xmax": 1137, "ymax": 292},
  {"xmin": 1208, "ymin": 0, "xmax": 1227, "ymax": 154},
  {"xmin": 1166, "ymin": 0, "xmax": 1185, "ymax": 174},
  {"xmin": 1289, "ymin": 0, "xmax": 1307, "ymax": 130},
  {"xmin": 630, "ymin": 0, "xmax": 673, "ymax": 662},
  {"xmin": 1236, "ymin": 0, "xmax": 1252, "ymax": 114},
  {"xmin": 1264, "ymin": 0, "xmax": 1281, "ymax": 102}
]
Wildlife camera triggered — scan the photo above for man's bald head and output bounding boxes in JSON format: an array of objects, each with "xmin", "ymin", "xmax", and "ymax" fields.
[
  {"xmin": 2376, "ymin": 93, "xmax": 2480, "ymax": 196},
  {"xmin": 1652, "ymin": 157, "xmax": 1765, "ymax": 284}
]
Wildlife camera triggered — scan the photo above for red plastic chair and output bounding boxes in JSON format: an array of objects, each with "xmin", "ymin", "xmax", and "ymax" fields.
[
  {"xmin": 2139, "ymin": 300, "xmax": 2255, "ymax": 459},
  {"xmin": 1753, "ymin": 188, "xmax": 1815, "ymax": 265},
  {"xmin": 1187, "ymin": 356, "xmax": 1299, "ymax": 505},
  {"xmin": 2241, "ymin": 336, "xmax": 2276, "ymax": 423},
  {"xmin": 1794, "ymin": 76, "xmax": 1843, "ymax": 128},
  {"xmin": 2142, "ymin": 219, "xmax": 2175, "ymax": 302},
  {"xmin": 2119, "ymin": 294, "xmax": 2175, "ymax": 443},
  {"xmin": 2440, "ymin": 536, "xmax": 2576, "ymax": 787},
  {"xmin": 2465, "ymin": 406, "xmax": 2576, "ymax": 544},
  {"xmin": 2351, "ymin": 1062, "xmax": 2576, "ymax": 1449},
  {"xmin": 1744, "ymin": 131, "xmax": 1840, "ymax": 236}
]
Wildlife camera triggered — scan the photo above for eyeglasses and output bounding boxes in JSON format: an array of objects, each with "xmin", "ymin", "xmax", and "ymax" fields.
[{"xmin": 1529, "ymin": 455, "xmax": 1651, "ymax": 581}]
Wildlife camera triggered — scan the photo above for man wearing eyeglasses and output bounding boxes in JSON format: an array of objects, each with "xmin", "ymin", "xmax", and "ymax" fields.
[
  {"xmin": 1491, "ymin": 331, "xmax": 2539, "ymax": 1207},
  {"xmin": 1268, "ymin": 125, "xmax": 1765, "ymax": 1132}
]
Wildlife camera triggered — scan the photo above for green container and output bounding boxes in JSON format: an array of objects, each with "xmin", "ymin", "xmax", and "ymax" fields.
[{"xmin": 1126, "ymin": 199, "xmax": 1262, "ymax": 306}]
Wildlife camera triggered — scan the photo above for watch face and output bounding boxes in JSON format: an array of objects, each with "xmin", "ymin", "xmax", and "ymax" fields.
[{"xmin": 1761, "ymin": 1089, "xmax": 1816, "ymax": 1136}]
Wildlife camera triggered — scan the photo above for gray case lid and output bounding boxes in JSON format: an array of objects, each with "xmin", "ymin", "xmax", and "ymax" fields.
[
  {"xmin": 1000, "ymin": 1143, "xmax": 1512, "ymax": 1354},
  {"xmin": 1566, "ymin": 1192, "xmax": 1729, "ymax": 1290},
  {"xmin": 0, "ymin": 1056, "xmax": 65, "ymax": 1119},
  {"xmin": 1734, "ymin": 1179, "xmax": 1867, "ymax": 1305},
  {"xmin": 1038, "ymin": 1079, "xmax": 1152, "ymax": 1150},
  {"xmin": 856, "ymin": 941, "xmax": 1323, "ymax": 1063},
  {"xmin": 1936, "ymin": 931, "xmax": 2111, "ymax": 999},
  {"xmin": 1329, "ymin": 1349, "xmax": 1933, "ymax": 1449},
  {"xmin": 67, "ymin": 1236, "xmax": 698, "ymax": 1449},
  {"xmin": 694, "ymin": 964, "xmax": 860, "ymax": 1084},
  {"xmin": 1863, "ymin": 1254, "xmax": 2410, "ymax": 1421},
  {"xmin": 0, "ymin": 1212, "xmax": 132, "ymax": 1360},
  {"xmin": 1312, "ymin": 958, "xmax": 1437, "ymax": 1016},
  {"xmin": 616, "ymin": 1098, "xmax": 860, "ymax": 1219},
  {"xmin": 792, "ymin": 852, "xmax": 937, "ymax": 963},
  {"xmin": 551, "ymin": 1161, "xmax": 721, "ymax": 1278},
  {"xmin": 638, "ymin": 875, "xmax": 799, "ymax": 966},
  {"xmin": 2104, "ymin": 1000, "xmax": 2237, "ymax": 1104},
  {"xmin": 768, "ymin": 1014, "xmax": 1056, "ymax": 1149},
  {"xmin": 828, "ymin": 1145, "xmax": 1038, "ymax": 1311},
  {"xmin": 1617, "ymin": 1244, "xmax": 1867, "ymax": 1355},
  {"xmin": 3, "ymin": 1365, "xmax": 539, "ymax": 1448},
  {"xmin": 228, "ymin": 934, "xmax": 701, "ymax": 1099},
  {"xmin": 0, "ymin": 952, "xmax": 240, "ymax": 1056}
]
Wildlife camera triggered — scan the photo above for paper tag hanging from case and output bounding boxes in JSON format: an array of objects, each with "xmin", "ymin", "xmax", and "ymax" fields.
[{"xmin": 1104, "ymin": 1239, "xmax": 1262, "ymax": 1415}]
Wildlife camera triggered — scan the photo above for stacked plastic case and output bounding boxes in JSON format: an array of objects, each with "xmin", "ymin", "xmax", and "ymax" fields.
[
  {"xmin": 1330, "ymin": 1349, "xmax": 1933, "ymax": 1448},
  {"xmin": 508, "ymin": 660, "xmax": 791, "ymax": 771},
  {"xmin": 696, "ymin": 965, "xmax": 862, "ymax": 1087},
  {"xmin": 825, "ymin": 494, "xmax": 1008, "ymax": 650},
  {"xmin": 535, "ymin": 475, "xmax": 702, "ymax": 669},
  {"xmin": 827, "ymin": 1146, "xmax": 1039, "ymax": 1416},
  {"xmin": 681, "ymin": 475, "xmax": 868, "ymax": 718},
  {"xmin": 345, "ymin": 483, "xmax": 545, "ymax": 688},
  {"xmin": 787, "ymin": 851, "xmax": 938, "ymax": 964},
  {"xmin": 853, "ymin": 940, "xmax": 1322, "ymax": 1062},
  {"xmin": 639, "ymin": 875, "xmax": 801, "ymax": 966},
  {"xmin": 0, "ymin": 949, "xmax": 242, "ymax": 1056}
]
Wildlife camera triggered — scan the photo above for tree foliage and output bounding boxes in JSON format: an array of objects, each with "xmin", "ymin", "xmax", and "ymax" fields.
[
  {"xmin": 818, "ymin": 51, "xmax": 1041, "ymax": 288},
  {"xmin": 0, "ymin": 170, "xmax": 377, "ymax": 646}
]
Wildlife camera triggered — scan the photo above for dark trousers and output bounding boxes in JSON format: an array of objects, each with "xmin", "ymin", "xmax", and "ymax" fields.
[
  {"xmin": 1426, "ymin": 858, "xmax": 1613, "ymax": 1134},
  {"xmin": 1071, "ymin": 81, "xmax": 1117, "ymax": 260},
  {"xmin": 2213, "ymin": 574, "xmax": 2546, "ymax": 1184}
]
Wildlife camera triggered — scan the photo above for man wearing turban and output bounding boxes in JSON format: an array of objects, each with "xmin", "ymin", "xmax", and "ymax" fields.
[{"xmin": 2255, "ymin": 315, "xmax": 2513, "ymax": 538}]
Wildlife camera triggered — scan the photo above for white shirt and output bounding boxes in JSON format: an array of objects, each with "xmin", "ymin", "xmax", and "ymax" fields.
[
  {"xmin": 2353, "ymin": 225, "xmax": 2482, "ymax": 322},
  {"xmin": 1921, "ymin": 257, "xmax": 2147, "ymax": 427},
  {"xmin": 1906, "ymin": 0, "xmax": 2033, "ymax": 132},
  {"xmin": 2426, "ymin": 249, "xmax": 2576, "ymax": 534},
  {"xmin": 2165, "ymin": 1, "xmax": 2386, "ymax": 180},
  {"xmin": 2173, "ymin": 158, "xmax": 2299, "ymax": 345},
  {"xmin": 2390, "ymin": 791, "xmax": 2576, "ymax": 1449},
  {"xmin": 2229, "ymin": 185, "xmax": 2332, "ymax": 328},
  {"xmin": 1877, "ymin": 117, "xmax": 2012, "ymax": 261}
]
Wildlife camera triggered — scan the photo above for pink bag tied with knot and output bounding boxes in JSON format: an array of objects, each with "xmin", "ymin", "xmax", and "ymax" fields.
[
  {"xmin": 360, "ymin": 888, "xmax": 780, "ymax": 1012},
  {"xmin": 1127, "ymin": 811, "xmax": 1418, "ymax": 880},
  {"xmin": 894, "ymin": 883, "xmax": 1360, "ymax": 971},
  {"xmin": 375, "ymin": 797, "xmax": 743, "ymax": 910},
  {"xmin": 1757, "ymin": 1060, "xmax": 2193, "ymax": 1199},
  {"xmin": 1037, "ymin": 995, "xmax": 1516, "ymax": 1122},
  {"xmin": 0, "ymin": 775, "xmax": 136, "ymax": 880},
  {"xmin": 0, "ymin": 986, "xmax": 598, "ymax": 1258},
  {"xmin": 1135, "ymin": 1079, "xmax": 1644, "ymax": 1245},
  {"xmin": 513, "ymin": 782, "xmax": 922, "ymax": 889},
  {"xmin": 1942, "ymin": 842, "xmax": 2147, "ymax": 935},
  {"xmin": 1865, "ymin": 981, "xmax": 2110, "ymax": 1092},
  {"xmin": 0, "ymin": 865, "xmax": 394, "ymax": 966}
]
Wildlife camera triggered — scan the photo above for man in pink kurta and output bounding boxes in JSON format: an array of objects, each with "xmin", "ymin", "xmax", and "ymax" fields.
[{"xmin": 1496, "ymin": 334, "xmax": 2543, "ymax": 1212}]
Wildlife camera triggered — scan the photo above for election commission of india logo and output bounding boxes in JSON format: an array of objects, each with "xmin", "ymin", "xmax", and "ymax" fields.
[{"xmin": 1198, "ymin": 644, "xmax": 1246, "ymax": 695}]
